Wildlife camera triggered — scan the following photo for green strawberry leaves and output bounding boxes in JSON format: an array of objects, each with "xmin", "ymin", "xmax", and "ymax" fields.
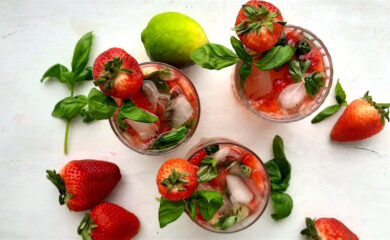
[
  {"xmin": 363, "ymin": 91, "xmax": 390, "ymax": 125},
  {"xmin": 265, "ymin": 135, "xmax": 293, "ymax": 221},
  {"xmin": 158, "ymin": 190, "xmax": 223, "ymax": 228},
  {"xmin": 312, "ymin": 79, "xmax": 347, "ymax": 124}
]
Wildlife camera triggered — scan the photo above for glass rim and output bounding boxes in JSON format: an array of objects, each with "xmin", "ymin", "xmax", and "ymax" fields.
[
  {"xmin": 185, "ymin": 138, "xmax": 271, "ymax": 233},
  {"xmin": 233, "ymin": 24, "xmax": 334, "ymax": 123},
  {"xmin": 109, "ymin": 61, "xmax": 201, "ymax": 156}
]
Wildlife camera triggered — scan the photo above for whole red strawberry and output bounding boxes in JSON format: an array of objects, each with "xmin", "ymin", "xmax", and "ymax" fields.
[
  {"xmin": 234, "ymin": 0, "xmax": 284, "ymax": 52},
  {"xmin": 78, "ymin": 202, "xmax": 140, "ymax": 240},
  {"xmin": 156, "ymin": 158, "xmax": 197, "ymax": 201},
  {"xmin": 331, "ymin": 92, "xmax": 389, "ymax": 142},
  {"xmin": 46, "ymin": 160, "xmax": 121, "ymax": 211},
  {"xmin": 93, "ymin": 47, "xmax": 143, "ymax": 99},
  {"xmin": 301, "ymin": 217, "xmax": 359, "ymax": 240}
]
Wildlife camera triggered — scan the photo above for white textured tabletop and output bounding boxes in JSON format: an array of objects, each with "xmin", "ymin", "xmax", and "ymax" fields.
[{"xmin": 0, "ymin": 0, "xmax": 389, "ymax": 239}]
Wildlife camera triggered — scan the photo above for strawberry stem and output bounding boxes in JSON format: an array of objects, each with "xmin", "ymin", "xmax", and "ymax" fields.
[
  {"xmin": 363, "ymin": 91, "xmax": 390, "ymax": 125},
  {"xmin": 300, "ymin": 217, "xmax": 319, "ymax": 239},
  {"xmin": 46, "ymin": 170, "xmax": 67, "ymax": 205},
  {"xmin": 77, "ymin": 214, "xmax": 97, "ymax": 240},
  {"xmin": 160, "ymin": 169, "xmax": 189, "ymax": 192}
]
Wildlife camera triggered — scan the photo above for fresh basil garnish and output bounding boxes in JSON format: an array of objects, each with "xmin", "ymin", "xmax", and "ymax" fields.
[
  {"xmin": 52, "ymin": 95, "xmax": 88, "ymax": 120},
  {"xmin": 239, "ymin": 162, "xmax": 252, "ymax": 177},
  {"xmin": 311, "ymin": 79, "xmax": 347, "ymax": 124},
  {"xmin": 152, "ymin": 126, "xmax": 188, "ymax": 150},
  {"xmin": 239, "ymin": 62, "xmax": 253, "ymax": 86},
  {"xmin": 205, "ymin": 144, "xmax": 219, "ymax": 155},
  {"xmin": 196, "ymin": 190, "xmax": 223, "ymax": 221},
  {"xmin": 186, "ymin": 197, "xmax": 197, "ymax": 221},
  {"xmin": 144, "ymin": 68, "xmax": 171, "ymax": 94},
  {"xmin": 86, "ymin": 88, "xmax": 118, "ymax": 120},
  {"xmin": 304, "ymin": 72, "xmax": 325, "ymax": 98},
  {"xmin": 41, "ymin": 64, "xmax": 71, "ymax": 84},
  {"xmin": 190, "ymin": 43, "xmax": 239, "ymax": 70},
  {"xmin": 275, "ymin": 31, "xmax": 287, "ymax": 47},
  {"xmin": 270, "ymin": 192, "xmax": 293, "ymax": 220},
  {"xmin": 71, "ymin": 32, "xmax": 93, "ymax": 76},
  {"xmin": 265, "ymin": 135, "xmax": 293, "ymax": 221},
  {"xmin": 230, "ymin": 36, "xmax": 252, "ymax": 62},
  {"xmin": 214, "ymin": 215, "xmax": 238, "ymax": 230},
  {"xmin": 158, "ymin": 197, "xmax": 186, "ymax": 228},
  {"xmin": 296, "ymin": 40, "xmax": 312, "ymax": 55},
  {"xmin": 117, "ymin": 99, "xmax": 158, "ymax": 129},
  {"xmin": 255, "ymin": 45, "xmax": 295, "ymax": 71},
  {"xmin": 288, "ymin": 60, "xmax": 311, "ymax": 82},
  {"xmin": 197, "ymin": 157, "xmax": 218, "ymax": 182}
]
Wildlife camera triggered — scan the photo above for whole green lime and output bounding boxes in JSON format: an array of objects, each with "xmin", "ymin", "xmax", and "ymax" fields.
[{"xmin": 141, "ymin": 12, "xmax": 208, "ymax": 68}]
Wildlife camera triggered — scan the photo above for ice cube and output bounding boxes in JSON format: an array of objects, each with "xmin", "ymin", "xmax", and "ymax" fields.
[
  {"xmin": 124, "ymin": 119, "xmax": 159, "ymax": 141},
  {"xmin": 244, "ymin": 66, "xmax": 273, "ymax": 101},
  {"xmin": 214, "ymin": 147, "xmax": 242, "ymax": 166},
  {"xmin": 226, "ymin": 175, "xmax": 254, "ymax": 205},
  {"xmin": 278, "ymin": 81, "xmax": 306, "ymax": 110},
  {"xmin": 142, "ymin": 80, "xmax": 159, "ymax": 111},
  {"xmin": 164, "ymin": 94, "xmax": 193, "ymax": 128}
]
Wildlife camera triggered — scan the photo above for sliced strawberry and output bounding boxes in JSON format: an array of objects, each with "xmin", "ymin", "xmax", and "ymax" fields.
[
  {"xmin": 241, "ymin": 154, "xmax": 262, "ymax": 171},
  {"xmin": 156, "ymin": 159, "xmax": 198, "ymax": 201},
  {"xmin": 285, "ymin": 30, "xmax": 303, "ymax": 47},
  {"xmin": 250, "ymin": 169, "xmax": 264, "ymax": 193},
  {"xmin": 303, "ymin": 49, "xmax": 323, "ymax": 73},
  {"xmin": 93, "ymin": 47, "xmax": 143, "ymax": 99},
  {"xmin": 208, "ymin": 170, "xmax": 229, "ymax": 190},
  {"xmin": 189, "ymin": 149, "xmax": 207, "ymax": 166},
  {"xmin": 131, "ymin": 90, "xmax": 155, "ymax": 114}
]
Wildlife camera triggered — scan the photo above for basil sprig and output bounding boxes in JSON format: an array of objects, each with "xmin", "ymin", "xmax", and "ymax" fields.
[
  {"xmin": 304, "ymin": 72, "xmax": 325, "ymax": 98},
  {"xmin": 311, "ymin": 79, "xmax": 347, "ymax": 123},
  {"xmin": 52, "ymin": 88, "xmax": 158, "ymax": 127},
  {"xmin": 158, "ymin": 190, "xmax": 223, "ymax": 228},
  {"xmin": 41, "ymin": 32, "xmax": 93, "ymax": 154},
  {"xmin": 189, "ymin": 43, "xmax": 239, "ymax": 70},
  {"xmin": 288, "ymin": 60, "xmax": 311, "ymax": 83},
  {"xmin": 265, "ymin": 135, "xmax": 293, "ymax": 221}
]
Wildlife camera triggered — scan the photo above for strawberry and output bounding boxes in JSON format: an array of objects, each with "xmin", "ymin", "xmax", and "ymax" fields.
[
  {"xmin": 156, "ymin": 158, "xmax": 197, "ymax": 201},
  {"xmin": 241, "ymin": 153, "xmax": 262, "ymax": 170},
  {"xmin": 301, "ymin": 217, "xmax": 359, "ymax": 240},
  {"xmin": 285, "ymin": 29, "xmax": 303, "ymax": 47},
  {"xmin": 46, "ymin": 160, "xmax": 121, "ymax": 211},
  {"xmin": 331, "ymin": 92, "xmax": 389, "ymax": 142},
  {"xmin": 189, "ymin": 149, "xmax": 207, "ymax": 166},
  {"xmin": 77, "ymin": 202, "xmax": 140, "ymax": 240},
  {"xmin": 234, "ymin": 0, "xmax": 285, "ymax": 53},
  {"xmin": 93, "ymin": 48, "xmax": 143, "ymax": 99},
  {"xmin": 303, "ymin": 49, "xmax": 323, "ymax": 73}
]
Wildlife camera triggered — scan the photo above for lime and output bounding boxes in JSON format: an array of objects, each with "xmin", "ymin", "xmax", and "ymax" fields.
[{"xmin": 141, "ymin": 12, "xmax": 208, "ymax": 68}]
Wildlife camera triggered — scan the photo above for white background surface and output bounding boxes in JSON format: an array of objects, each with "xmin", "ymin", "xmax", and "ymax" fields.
[{"xmin": 0, "ymin": 0, "xmax": 389, "ymax": 239}]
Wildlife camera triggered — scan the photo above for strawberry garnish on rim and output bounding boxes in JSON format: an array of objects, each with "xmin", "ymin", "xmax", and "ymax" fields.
[{"xmin": 94, "ymin": 57, "xmax": 132, "ymax": 92}]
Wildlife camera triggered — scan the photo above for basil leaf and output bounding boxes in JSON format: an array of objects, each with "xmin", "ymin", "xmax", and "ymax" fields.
[
  {"xmin": 230, "ymin": 36, "xmax": 251, "ymax": 62},
  {"xmin": 205, "ymin": 144, "xmax": 219, "ymax": 155},
  {"xmin": 87, "ymin": 88, "xmax": 118, "ymax": 120},
  {"xmin": 272, "ymin": 135, "xmax": 291, "ymax": 183},
  {"xmin": 196, "ymin": 190, "xmax": 223, "ymax": 221},
  {"xmin": 304, "ymin": 72, "xmax": 325, "ymax": 98},
  {"xmin": 152, "ymin": 126, "xmax": 188, "ymax": 150},
  {"xmin": 311, "ymin": 104, "xmax": 341, "ymax": 124},
  {"xmin": 190, "ymin": 43, "xmax": 239, "ymax": 70},
  {"xmin": 265, "ymin": 160, "xmax": 282, "ymax": 184},
  {"xmin": 335, "ymin": 79, "xmax": 347, "ymax": 105},
  {"xmin": 80, "ymin": 109, "xmax": 94, "ymax": 123},
  {"xmin": 118, "ymin": 99, "xmax": 158, "ymax": 125},
  {"xmin": 296, "ymin": 40, "xmax": 312, "ymax": 55},
  {"xmin": 214, "ymin": 215, "xmax": 237, "ymax": 230},
  {"xmin": 255, "ymin": 45, "xmax": 295, "ymax": 71},
  {"xmin": 144, "ymin": 68, "xmax": 171, "ymax": 94},
  {"xmin": 187, "ymin": 198, "xmax": 197, "ymax": 221},
  {"xmin": 158, "ymin": 197, "xmax": 186, "ymax": 228},
  {"xmin": 239, "ymin": 62, "xmax": 252, "ymax": 86},
  {"xmin": 197, "ymin": 157, "xmax": 218, "ymax": 182},
  {"xmin": 288, "ymin": 60, "xmax": 310, "ymax": 83},
  {"xmin": 76, "ymin": 67, "xmax": 93, "ymax": 82},
  {"xmin": 71, "ymin": 32, "xmax": 93, "ymax": 75},
  {"xmin": 52, "ymin": 95, "xmax": 88, "ymax": 120},
  {"xmin": 239, "ymin": 162, "xmax": 251, "ymax": 177},
  {"xmin": 41, "ymin": 64, "xmax": 70, "ymax": 83},
  {"xmin": 270, "ymin": 192, "xmax": 293, "ymax": 220}
]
